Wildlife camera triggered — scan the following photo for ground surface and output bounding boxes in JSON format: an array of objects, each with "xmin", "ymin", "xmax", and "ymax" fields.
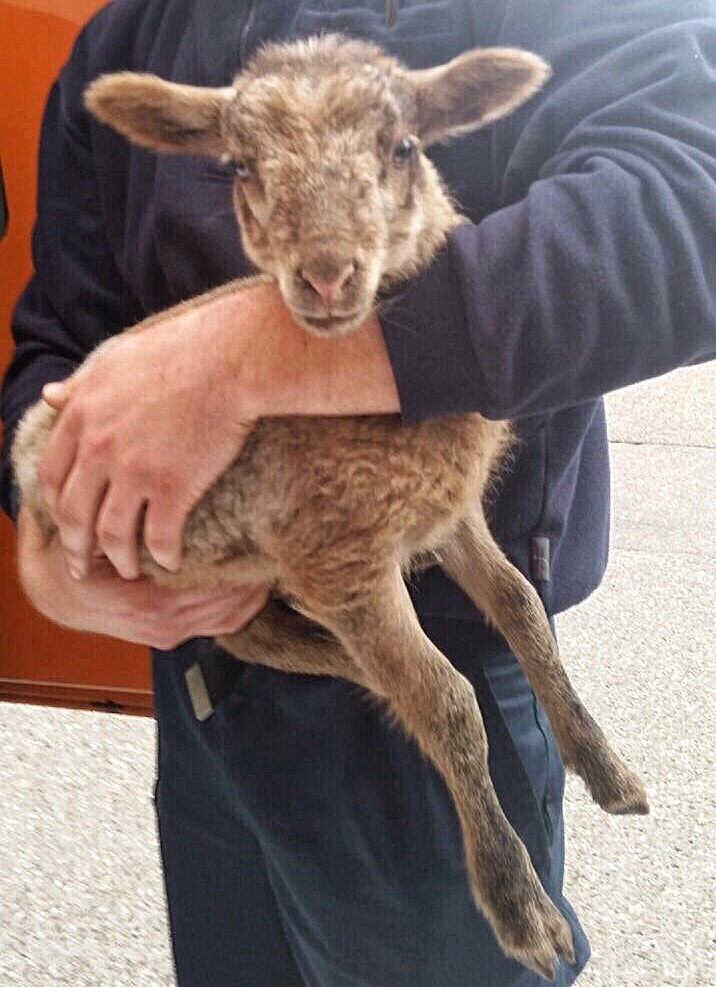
[{"xmin": 1, "ymin": 363, "xmax": 714, "ymax": 987}]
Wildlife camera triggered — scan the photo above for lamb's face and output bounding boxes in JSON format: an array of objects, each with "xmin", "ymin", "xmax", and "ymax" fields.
[
  {"xmin": 223, "ymin": 66, "xmax": 426, "ymax": 336},
  {"xmin": 85, "ymin": 35, "xmax": 550, "ymax": 337}
]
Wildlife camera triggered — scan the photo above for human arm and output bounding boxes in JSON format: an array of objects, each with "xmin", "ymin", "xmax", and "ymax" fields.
[
  {"xmin": 28, "ymin": 0, "xmax": 716, "ymax": 580},
  {"xmin": 39, "ymin": 280, "xmax": 399, "ymax": 579}
]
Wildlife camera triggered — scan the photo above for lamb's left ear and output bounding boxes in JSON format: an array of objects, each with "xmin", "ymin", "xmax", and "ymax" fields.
[
  {"xmin": 406, "ymin": 47, "xmax": 551, "ymax": 146},
  {"xmin": 84, "ymin": 72, "xmax": 234, "ymax": 156}
]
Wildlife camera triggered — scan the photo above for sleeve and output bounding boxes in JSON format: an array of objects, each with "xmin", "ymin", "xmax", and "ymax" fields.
[
  {"xmin": 379, "ymin": 2, "xmax": 716, "ymax": 423},
  {"xmin": 0, "ymin": 23, "xmax": 144, "ymax": 522}
]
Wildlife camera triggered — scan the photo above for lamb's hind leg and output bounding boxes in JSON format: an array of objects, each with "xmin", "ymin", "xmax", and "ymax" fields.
[
  {"xmin": 143, "ymin": 546, "xmax": 358, "ymax": 680},
  {"xmin": 217, "ymin": 597, "xmax": 358, "ymax": 680},
  {"xmin": 291, "ymin": 564, "xmax": 575, "ymax": 981},
  {"xmin": 440, "ymin": 508, "xmax": 648, "ymax": 816}
]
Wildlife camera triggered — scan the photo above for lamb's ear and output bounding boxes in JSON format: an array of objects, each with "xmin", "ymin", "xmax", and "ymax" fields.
[
  {"xmin": 84, "ymin": 73, "xmax": 234, "ymax": 156},
  {"xmin": 407, "ymin": 47, "xmax": 551, "ymax": 146}
]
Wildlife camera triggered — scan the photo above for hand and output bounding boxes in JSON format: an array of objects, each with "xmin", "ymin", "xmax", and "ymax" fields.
[
  {"xmin": 17, "ymin": 507, "xmax": 270, "ymax": 650},
  {"xmin": 38, "ymin": 286, "xmax": 263, "ymax": 580}
]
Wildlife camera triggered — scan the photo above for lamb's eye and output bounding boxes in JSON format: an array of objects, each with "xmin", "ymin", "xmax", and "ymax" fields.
[
  {"xmin": 392, "ymin": 137, "xmax": 413, "ymax": 167},
  {"xmin": 232, "ymin": 160, "xmax": 251, "ymax": 180}
]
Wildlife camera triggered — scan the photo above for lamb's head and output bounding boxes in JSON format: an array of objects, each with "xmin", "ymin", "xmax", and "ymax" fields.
[{"xmin": 86, "ymin": 35, "xmax": 549, "ymax": 336}]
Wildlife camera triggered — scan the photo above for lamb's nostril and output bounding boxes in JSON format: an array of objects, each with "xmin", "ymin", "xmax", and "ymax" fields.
[{"xmin": 300, "ymin": 261, "xmax": 356, "ymax": 307}]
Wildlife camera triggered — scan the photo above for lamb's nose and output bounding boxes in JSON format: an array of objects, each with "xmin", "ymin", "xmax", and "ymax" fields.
[{"xmin": 301, "ymin": 262, "xmax": 355, "ymax": 308}]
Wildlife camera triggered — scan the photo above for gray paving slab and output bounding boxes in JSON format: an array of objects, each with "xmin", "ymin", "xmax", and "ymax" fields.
[
  {"xmin": 609, "ymin": 444, "xmax": 716, "ymax": 557},
  {"xmin": 606, "ymin": 363, "xmax": 716, "ymax": 447},
  {"xmin": 556, "ymin": 549, "xmax": 716, "ymax": 987},
  {"xmin": 0, "ymin": 707, "xmax": 174, "ymax": 987}
]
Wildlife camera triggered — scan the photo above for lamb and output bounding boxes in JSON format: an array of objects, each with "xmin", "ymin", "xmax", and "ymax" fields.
[{"xmin": 13, "ymin": 34, "xmax": 649, "ymax": 979}]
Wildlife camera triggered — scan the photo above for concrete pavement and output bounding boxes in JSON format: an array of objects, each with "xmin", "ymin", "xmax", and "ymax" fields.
[
  {"xmin": 1, "ymin": 362, "xmax": 714, "ymax": 986},
  {"xmin": 559, "ymin": 365, "xmax": 716, "ymax": 987}
]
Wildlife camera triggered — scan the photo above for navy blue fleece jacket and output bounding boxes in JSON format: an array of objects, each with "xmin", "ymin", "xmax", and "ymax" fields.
[{"xmin": 2, "ymin": 0, "xmax": 716, "ymax": 625}]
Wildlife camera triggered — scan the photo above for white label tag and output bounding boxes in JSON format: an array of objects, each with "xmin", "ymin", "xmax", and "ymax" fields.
[{"xmin": 185, "ymin": 663, "xmax": 214, "ymax": 722}]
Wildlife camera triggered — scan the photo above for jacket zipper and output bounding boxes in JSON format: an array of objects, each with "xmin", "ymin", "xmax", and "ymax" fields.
[{"xmin": 239, "ymin": 0, "xmax": 257, "ymax": 66}]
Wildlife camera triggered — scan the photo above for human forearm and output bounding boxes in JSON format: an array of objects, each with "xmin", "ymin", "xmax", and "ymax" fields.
[
  {"xmin": 212, "ymin": 279, "xmax": 400, "ymax": 420},
  {"xmin": 381, "ymin": 160, "xmax": 716, "ymax": 425}
]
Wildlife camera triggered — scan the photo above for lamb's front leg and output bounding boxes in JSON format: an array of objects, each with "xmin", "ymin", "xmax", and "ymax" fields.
[
  {"xmin": 292, "ymin": 564, "xmax": 575, "ymax": 981},
  {"xmin": 440, "ymin": 508, "xmax": 648, "ymax": 816}
]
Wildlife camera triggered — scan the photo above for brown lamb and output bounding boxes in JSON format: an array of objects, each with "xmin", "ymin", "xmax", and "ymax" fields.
[{"xmin": 13, "ymin": 35, "xmax": 649, "ymax": 980}]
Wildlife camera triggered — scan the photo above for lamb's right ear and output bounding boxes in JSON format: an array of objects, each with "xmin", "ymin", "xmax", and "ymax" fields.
[
  {"xmin": 406, "ymin": 47, "xmax": 551, "ymax": 146},
  {"xmin": 84, "ymin": 73, "xmax": 234, "ymax": 156}
]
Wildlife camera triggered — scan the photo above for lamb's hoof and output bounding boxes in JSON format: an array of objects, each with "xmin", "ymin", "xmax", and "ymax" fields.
[
  {"xmin": 588, "ymin": 758, "xmax": 649, "ymax": 816},
  {"xmin": 566, "ymin": 740, "xmax": 649, "ymax": 816},
  {"xmin": 601, "ymin": 779, "xmax": 650, "ymax": 816},
  {"xmin": 475, "ymin": 837, "xmax": 576, "ymax": 980},
  {"xmin": 498, "ymin": 892, "xmax": 576, "ymax": 981}
]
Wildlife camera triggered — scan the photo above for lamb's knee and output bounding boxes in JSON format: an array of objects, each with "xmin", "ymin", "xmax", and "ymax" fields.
[{"xmin": 388, "ymin": 664, "xmax": 488, "ymax": 772}]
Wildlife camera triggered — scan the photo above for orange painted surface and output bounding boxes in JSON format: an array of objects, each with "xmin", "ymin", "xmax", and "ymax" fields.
[{"xmin": 0, "ymin": 1, "xmax": 153, "ymax": 714}]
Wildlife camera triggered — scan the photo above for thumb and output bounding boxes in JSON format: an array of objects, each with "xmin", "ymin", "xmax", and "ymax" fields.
[{"xmin": 42, "ymin": 380, "xmax": 74, "ymax": 409}]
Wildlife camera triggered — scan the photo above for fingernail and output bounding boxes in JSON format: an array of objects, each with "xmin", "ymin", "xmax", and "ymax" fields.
[
  {"xmin": 154, "ymin": 555, "xmax": 180, "ymax": 573},
  {"xmin": 66, "ymin": 555, "xmax": 86, "ymax": 579}
]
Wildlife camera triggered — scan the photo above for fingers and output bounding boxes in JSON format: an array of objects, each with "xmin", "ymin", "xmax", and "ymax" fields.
[
  {"xmin": 119, "ymin": 577, "xmax": 236, "ymax": 611},
  {"xmin": 143, "ymin": 584, "xmax": 270, "ymax": 650},
  {"xmin": 120, "ymin": 577, "xmax": 268, "ymax": 622},
  {"xmin": 51, "ymin": 538, "xmax": 271, "ymax": 649},
  {"xmin": 96, "ymin": 487, "xmax": 146, "ymax": 580},
  {"xmin": 179, "ymin": 584, "xmax": 269, "ymax": 635},
  {"xmin": 37, "ymin": 403, "xmax": 80, "ymax": 519},
  {"xmin": 40, "ymin": 402, "xmax": 174, "ymax": 579},
  {"xmin": 143, "ymin": 486, "xmax": 190, "ymax": 573},
  {"xmin": 53, "ymin": 457, "xmax": 109, "ymax": 578}
]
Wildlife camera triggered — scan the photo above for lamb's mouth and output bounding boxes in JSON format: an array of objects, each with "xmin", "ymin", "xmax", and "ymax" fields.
[{"xmin": 296, "ymin": 311, "xmax": 365, "ymax": 337}]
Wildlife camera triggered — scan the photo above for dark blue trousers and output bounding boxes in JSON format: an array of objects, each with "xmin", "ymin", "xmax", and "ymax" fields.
[{"xmin": 152, "ymin": 617, "xmax": 590, "ymax": 986}]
